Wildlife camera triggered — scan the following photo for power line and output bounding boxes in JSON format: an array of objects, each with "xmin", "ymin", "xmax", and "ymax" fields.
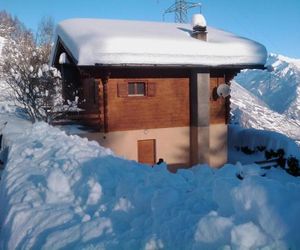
[{"xmin": 163, "ymin": 0, "xmax": 202, "ymax": 23}]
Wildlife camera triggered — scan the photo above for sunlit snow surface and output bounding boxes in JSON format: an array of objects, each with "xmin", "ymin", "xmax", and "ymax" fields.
[
  {"xmin": 0, "ymin": 116, "xmax": 299, "ymax": 250},
  {"xmin": 52, "ymin": 18, "xmax": 267, "ymax": 66}
]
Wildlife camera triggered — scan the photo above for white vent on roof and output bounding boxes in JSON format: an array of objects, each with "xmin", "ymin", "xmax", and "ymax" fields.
[
  {"xmin": 191, "ymin": 14, "xmax": 207, "ymax": 41},
  {"xmin": 192, "ymin": 14, "xmax": 207, "ymax": 29}
]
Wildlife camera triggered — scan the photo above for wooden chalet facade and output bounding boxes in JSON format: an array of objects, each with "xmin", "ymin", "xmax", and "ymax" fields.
[{"xmin": 51, "ymin": 17, "xmax": 267, "ymax": 170}]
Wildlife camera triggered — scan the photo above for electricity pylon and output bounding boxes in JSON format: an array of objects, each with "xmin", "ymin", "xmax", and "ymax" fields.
[{"xmin": 163, "ymin": 0, "xmax": 202, "ymax": 23}]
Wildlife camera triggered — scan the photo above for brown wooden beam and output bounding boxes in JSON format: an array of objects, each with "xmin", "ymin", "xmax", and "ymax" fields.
[{"xmin": 101, "ymin": 72, "xmax": 111, "ymax": 133}]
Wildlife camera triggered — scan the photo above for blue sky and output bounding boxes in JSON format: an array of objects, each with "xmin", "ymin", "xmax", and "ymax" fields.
[{"xmin": 1, "ymin": 0, "xmax": 300, "ymax": 58}]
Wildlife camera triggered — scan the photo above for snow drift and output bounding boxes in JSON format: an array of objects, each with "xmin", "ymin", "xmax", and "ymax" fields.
[{"xmin": 0, "ymin": 115, "xmax": 300, "ymax": 249}]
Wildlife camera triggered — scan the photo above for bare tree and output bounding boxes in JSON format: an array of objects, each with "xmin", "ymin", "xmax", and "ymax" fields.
[
  {"xmin": 36, "ymin": 16, "xmax": 55, "ymax": 63},
  {"xmin": 0, "ymin": 11, "xmax": 17, "ymax": 38},
  {"xmin": 1, "ymin": 14, "xmax": 76, "ymax": 122},
  {"xmin": 0, "ymin": 11, "xmax": 28, "ymax": 41}
]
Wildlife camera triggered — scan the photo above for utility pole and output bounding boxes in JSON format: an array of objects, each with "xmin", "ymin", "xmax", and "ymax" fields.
[{"xmin": 163, "ymin": 0, "xmax": 201, "ymax": 23}]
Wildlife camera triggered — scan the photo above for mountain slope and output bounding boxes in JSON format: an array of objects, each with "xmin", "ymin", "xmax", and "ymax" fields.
[
  {"xmin": 231, "ymin": 81, "xmax": 300, "ymax": 144},
  {"xmin": 231, "ymin": 54, "xmax": 300, "ymax": 145},
  {"xmin": 235, "ymin": 54, "xmax": 300, "ymax": 119}
]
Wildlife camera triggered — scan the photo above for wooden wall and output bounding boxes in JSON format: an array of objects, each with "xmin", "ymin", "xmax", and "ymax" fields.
[
  {"xmin": 68, "ymin": 67, "xmax": 237, "ymax": 132},
  {"xmin": 104, "ymin": 77, "xmax": 190, "ymax": 132}
]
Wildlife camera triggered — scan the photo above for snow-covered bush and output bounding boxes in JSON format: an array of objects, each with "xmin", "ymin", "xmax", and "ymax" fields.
[{"xmin": 0, "ymin": 12, "xmax": 76, "ymax": 122}]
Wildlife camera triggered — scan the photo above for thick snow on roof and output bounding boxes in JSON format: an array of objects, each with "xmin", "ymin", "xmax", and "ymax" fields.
[{"xmin": 53, "ymin": 18, "xmax": 267, "ymax": 67}]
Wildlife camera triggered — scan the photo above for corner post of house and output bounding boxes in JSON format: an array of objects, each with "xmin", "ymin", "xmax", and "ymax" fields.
[
  {"xmin": 190, "ymin": 69, "xmax": 210, "ymax": 165},
  {"xmin": 208, "ymin": 70, "xmax": 240, "ymax": 167},
  {"xmin": 101, "ymin": 72, "xmax": 111, "ymax": 133}
]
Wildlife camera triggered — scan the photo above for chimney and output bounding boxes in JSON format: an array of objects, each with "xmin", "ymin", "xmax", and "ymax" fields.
[{"xmin": 192, "ymin": 14, "xmax": 207, "ymax": 41}]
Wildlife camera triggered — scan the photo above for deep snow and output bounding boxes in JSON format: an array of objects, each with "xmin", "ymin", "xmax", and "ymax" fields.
[{"xmin": 0, "ymin": 115, "xmax": 299, "ymax": 249}]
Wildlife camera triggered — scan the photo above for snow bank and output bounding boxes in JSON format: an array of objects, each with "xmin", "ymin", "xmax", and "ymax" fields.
[
  {"xmin": 229, "ymin": 125, "xmax": 300, "ymax": 163},
  {"xmin": 52, "ymin": 18, "xmax": 267, "ymax": 66},
  {"xmin": 0, "ymin": 117, "xmax": 300, "ymax": 249}
]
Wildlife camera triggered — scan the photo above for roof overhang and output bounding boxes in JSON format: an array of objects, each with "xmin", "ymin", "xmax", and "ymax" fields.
[
  {"xmin": 51, "ymin": 18, "xmax": 268, "ymax": 68},
  {"xmin": 93, "ymin": 63, "xmax": 265, "ymax": 70}
]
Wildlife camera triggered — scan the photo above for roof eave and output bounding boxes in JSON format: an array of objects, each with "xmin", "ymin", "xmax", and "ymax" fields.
[{"xmin": 92, "ymin": 63, "xmax": 266, "ymax": 70}]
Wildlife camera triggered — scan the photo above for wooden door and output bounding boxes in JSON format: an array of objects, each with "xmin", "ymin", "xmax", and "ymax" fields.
[{"xmin": 138, "ymin": 139, "xmax": 156, "ymax": 165}]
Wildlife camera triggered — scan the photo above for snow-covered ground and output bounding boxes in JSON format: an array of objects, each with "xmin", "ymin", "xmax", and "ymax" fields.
[{"xmin": 0, "ymin": 113, "xmax": 299, "ymax": 250}]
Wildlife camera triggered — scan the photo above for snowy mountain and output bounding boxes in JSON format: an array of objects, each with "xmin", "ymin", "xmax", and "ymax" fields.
[
  {"xmin": 231, "ymin": 81, "xmax": 300, "ymax": 144},
  {"xmin": 232, "ymin": 54, "xmax": 300, "ymax": 145},
  {"xmin": 235, "ymin": 54, "xmax": 300, "ymax": 118}
]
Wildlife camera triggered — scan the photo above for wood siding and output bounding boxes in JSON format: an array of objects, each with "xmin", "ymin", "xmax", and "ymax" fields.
[
  {"xmin": 63, "ymin": 68, "xmax": 238, "ymax": 132},
  {"xmin": 105, "ymin": 77, "xmax": 190, "ymax": 131}
]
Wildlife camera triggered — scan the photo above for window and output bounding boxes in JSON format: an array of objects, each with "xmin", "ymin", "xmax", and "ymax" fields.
[
  {"xmin": 117, "ymin": 81, "xmax": 156, "ymax": 98},
  {"xmin": 128, "ymin": 82, "xmax": 146, "ymax": 96}
]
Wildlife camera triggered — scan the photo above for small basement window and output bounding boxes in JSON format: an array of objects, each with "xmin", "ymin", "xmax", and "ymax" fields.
[{"xmin": 128, "ymin": 82, "xmax": 146, "ymax": 96}]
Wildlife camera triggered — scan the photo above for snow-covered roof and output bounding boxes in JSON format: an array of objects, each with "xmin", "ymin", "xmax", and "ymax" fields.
[{"xmin": 52, "ymin": 18, "xmax": 267, "ymax": 67}]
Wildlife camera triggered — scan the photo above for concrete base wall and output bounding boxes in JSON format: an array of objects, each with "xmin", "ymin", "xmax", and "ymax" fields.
[
  {"xmin": 82, "ymin": 127, "xmax": 190, "ymax": 166},
  {"xmin": 190, "ymin": 124, "xmax": 228, "ymax": 168},
  {"xmin": 209, "ymin": 124, "xmax": 228, "ymax": 168},
  {"xmin": 190, "ymin": 126, "xmax": 209, "ymax": 165}
]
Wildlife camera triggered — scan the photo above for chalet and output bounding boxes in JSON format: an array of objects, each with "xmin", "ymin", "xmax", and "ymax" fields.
[{"xmin": 51, "ymin": 15, "xmax": 267, "ymax": 170}]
